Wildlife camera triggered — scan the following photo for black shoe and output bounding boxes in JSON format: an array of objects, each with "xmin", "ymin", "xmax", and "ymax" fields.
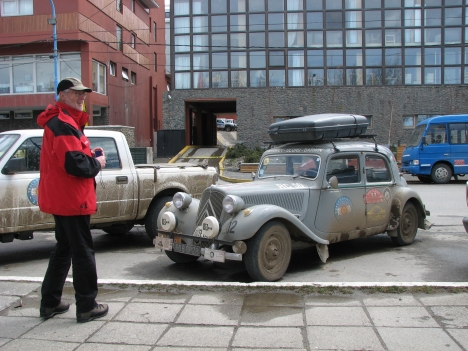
[
  {"xmin": 40, "ymin": 301, "xmax": 70, "ymax": 319},
  {"xmin": 76, "ymin": 303, "xmax": 108, "ymax": 323}
]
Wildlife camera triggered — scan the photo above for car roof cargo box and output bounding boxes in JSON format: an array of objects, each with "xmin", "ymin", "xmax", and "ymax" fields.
[{"xmin": 268, "ymin": 113, "xmax": 369, "ymax": 143}]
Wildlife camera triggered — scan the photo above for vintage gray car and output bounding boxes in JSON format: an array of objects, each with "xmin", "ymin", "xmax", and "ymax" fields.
[{"xmin": 155, "ymin": 114, "xmax": 432, "ymax": 281}]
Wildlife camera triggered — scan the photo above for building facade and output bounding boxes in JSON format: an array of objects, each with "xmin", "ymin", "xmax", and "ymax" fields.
[
  {"xmin": 164, "ymin": 0, "xmax": 468, "ymax": 149},
  {"xmin": 0, "ymin": 0, "xmax": 166, "ymax": 148}
]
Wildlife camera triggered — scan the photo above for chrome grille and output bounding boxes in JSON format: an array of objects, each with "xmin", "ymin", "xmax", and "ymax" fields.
[
  {"xmin": 196, "ymin": 188, "xmax": 226, "ymax": 226},
  {"xmin": 242, "ymin": 193, "xmax": 304, "ymax": 212}
]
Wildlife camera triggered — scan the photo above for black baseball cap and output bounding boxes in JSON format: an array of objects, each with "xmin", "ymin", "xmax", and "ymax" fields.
[{"xmin": 57, "ymin": 77, "xmax": 92, "ymax": 94}]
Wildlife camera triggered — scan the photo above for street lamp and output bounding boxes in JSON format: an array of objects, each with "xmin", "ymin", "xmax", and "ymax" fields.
[{"xmin": 48, "ymin": 0, "xmax": 58, "ymax": 100}]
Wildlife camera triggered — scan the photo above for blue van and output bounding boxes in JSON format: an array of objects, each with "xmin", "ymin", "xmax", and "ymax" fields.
[{"xmin": 400, "ymin": 115, "xmax": 468, "ymax": 183}]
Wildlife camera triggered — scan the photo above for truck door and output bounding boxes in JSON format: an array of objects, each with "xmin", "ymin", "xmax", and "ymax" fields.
[{"xmin": 448, "ymin": 123, "xmax": 468, "ymax": 174}]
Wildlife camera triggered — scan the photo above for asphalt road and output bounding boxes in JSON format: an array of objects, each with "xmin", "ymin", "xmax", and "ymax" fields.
[{"xmin": 0, "ymin": 175, "xmax": 467, "ymax": 283}]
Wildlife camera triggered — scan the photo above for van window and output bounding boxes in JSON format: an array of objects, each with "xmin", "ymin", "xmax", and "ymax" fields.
[
  {"xmin": 425, "ymin": 123, "xmax": 447, "ymax": 145},
  {"xmin": 449, "ymin": 123, "xmax": 468, "ymax": 144}
]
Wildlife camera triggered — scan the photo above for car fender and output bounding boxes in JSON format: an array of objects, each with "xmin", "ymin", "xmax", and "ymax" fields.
[
  {"xmin": 158, "ymin": 198, "xmax": 200, "ymax": 235},
  {"xmin": 217, "ymin": 204, "xmax": 329, "ymax": 245},
  {"xmin": 390, "ymin": 186, "xmax": 429, "ymax": 230}
]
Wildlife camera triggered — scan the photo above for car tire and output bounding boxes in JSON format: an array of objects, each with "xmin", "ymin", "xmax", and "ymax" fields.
[
  {"xmin": 244, "ymin": 221, "xmax": 292, "ymax": 282},
  {"xmin": 102, "ymin": 223, "xmax": 134, "ymax": 235},
  {"xmin": 431, "ymin": 163, "xmax": 452, "ymax": 184},
  {"xmin": 225, "ymin": 126, "xmax": 232, "ymax": 132},
  {"xmin": 145, "ymin": 195, "xmax": 173, "ymax": 240},
  {"xmin": 391, "ymin": 202, "xmax": 418, "ymax": 246},
  {"xmin": 417, "ymin": 176, "xmax": 432, "ymax": 184},
  {"xmin": 165, "ymin": 250, "xmax": 200, "ymax": 263}
]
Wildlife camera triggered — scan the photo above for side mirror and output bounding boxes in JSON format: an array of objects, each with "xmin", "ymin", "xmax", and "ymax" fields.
[
  {"xmin": 328, "ymin": 175, "xmax": 338, "ymax": 189},
  {"xmin": 1, "ymin": 157, "xmax": 26, "ymax": 175}
]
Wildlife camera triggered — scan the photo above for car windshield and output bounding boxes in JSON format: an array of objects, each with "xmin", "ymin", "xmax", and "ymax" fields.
[
  {"xmin": 0, "ymin": 134, "xmax": 20, "ymax": 161},
  {"xmin": 407, "ymin": 125, "xmax": 426, "ymax": 147},
  {"xmin": 259, "ymin": 154, "xmax": 320, "ymax": 179}
]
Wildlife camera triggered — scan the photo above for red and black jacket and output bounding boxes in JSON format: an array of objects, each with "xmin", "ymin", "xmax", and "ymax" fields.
[{"xmin": 37, "ymin": 102, "xmax": 101, "ymax": 216}]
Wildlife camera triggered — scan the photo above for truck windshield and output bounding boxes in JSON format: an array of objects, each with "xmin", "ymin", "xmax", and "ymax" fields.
[
  {"xmin": 259, "ymin": 154, "xmax": 320, "ymax": 179},
  {"xmin": 0, "ymin": 134, "xmax": 20, "ymax": 161},
  {"xmin": 407, "ymin": 125, "xmax": 426, "ymax": 147}
]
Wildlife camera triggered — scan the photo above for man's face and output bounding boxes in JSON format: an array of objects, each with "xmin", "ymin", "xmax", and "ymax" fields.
[{"xmin": 60, "ymin": 89, "xmax": 87, "ymax": 111}]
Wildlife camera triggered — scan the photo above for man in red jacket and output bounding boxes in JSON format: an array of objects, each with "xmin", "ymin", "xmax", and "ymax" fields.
[{"xmin": 37, "ymin": 77, "xmax": 108, "ymax": 323}]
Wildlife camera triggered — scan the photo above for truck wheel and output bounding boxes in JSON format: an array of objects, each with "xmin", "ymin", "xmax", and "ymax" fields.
[
  {"xmin": 417, "ymin": 176, "xmax": 432, "ymax": 184},
  {"xmin": 225, "ymin": 126, "xmax": 232, "ymax": 132},
  {"xmin": 244, "ymin": 221, "xmax": 291, "ymax": 282},
  {"xmin": 391, "ymin": 202, "xmax": 418, "ymax": 246},
  {"xmin": 431, "ymin": 163, "xmax": 452, "ymax": 184},
  {"xmin": 165, "ymin": 250, "xmax": 199, "ymax": 263},
  {"xmin": 103, "ymin": 223, "xmax": 134, "ymax": 235},
  {"xmin": 145, "ymin": 196, "xmax": 173, "ymax": 240}
]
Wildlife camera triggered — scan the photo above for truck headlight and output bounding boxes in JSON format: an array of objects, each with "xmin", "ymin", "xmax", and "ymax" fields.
[
  {"xmin": 160, "ymin": 212, "xmax": 177, "ymax": 231},
  {"xmin": 173, "ymin": 192, "xmax": 192, "ymax": 210},
  {"xmin": 201, "ymin": 216, "xmax": 219, "ymax": 239},
  {"xmin": 412, "ymin": 160, "xmax": 419, "ymax": 165},
  {"xmin": 222, "ymin": 195, "xmax": 245, "ymax": 214}
]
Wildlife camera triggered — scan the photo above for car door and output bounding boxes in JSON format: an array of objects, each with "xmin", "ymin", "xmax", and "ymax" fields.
[
  {"xmin": 315, "ymin": 153, "xmax": 366, "ymax": 242},
  {"xmin": 364, "ymin": 153, "xmax": 393, "ymax": 232}
]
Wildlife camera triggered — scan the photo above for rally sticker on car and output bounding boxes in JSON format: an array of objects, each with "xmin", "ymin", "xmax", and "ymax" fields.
[
  {"xmin": 334, "ymin": 196, "xmax": 352, "ymax": 219},
  {"xmin": 27, "ymin": 178, "xmax": 40, "ymax": 206}
]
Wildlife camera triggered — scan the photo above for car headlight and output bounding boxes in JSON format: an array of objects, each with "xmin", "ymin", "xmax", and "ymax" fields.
[
  {"xmin": 412, "ymin": 160, "xmax": 419, "ymax": 165},
  {"xmin": 173, "ymin": 192, "xmax": 192, "ymax": 210},
  {"xmin": 222, "ymin": 195, "xmax": 245, "ymax": 214}
]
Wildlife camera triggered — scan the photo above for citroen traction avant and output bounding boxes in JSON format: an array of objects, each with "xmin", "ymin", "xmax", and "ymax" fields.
[{"xmin": 155, "ymin": 114, "xmax": 432, "ymax": 281}]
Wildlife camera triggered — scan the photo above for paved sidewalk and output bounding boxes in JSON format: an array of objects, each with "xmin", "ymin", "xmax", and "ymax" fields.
[{"xmin": 1, "ymin": 280, "xmax": 468, "ymax": 351}]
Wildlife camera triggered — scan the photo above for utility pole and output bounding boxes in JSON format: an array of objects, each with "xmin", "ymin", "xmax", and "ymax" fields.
[{"xmin": 47, "ymin": 0, "xmax": 58, "ymax": 100}]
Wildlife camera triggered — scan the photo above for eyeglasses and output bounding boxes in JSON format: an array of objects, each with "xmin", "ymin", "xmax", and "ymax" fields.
[{"xmin": 63, "ymin": 89, "xmax": 87, "ymax": 96}]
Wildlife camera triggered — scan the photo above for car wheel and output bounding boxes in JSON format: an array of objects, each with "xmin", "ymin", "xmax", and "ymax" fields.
[
  {"xmin": 244, "ymin": 221, "xmax": 292, "ymax": 282},
  {"xmin": 165, "ymin": 250, "xmax": 200, "ymax": 263},
  {"xmin": 145, "ymin": 195, "xmax": 173, "ymax": 240},
  {"xmin": 431, "ymin": 163, "xmax": 452, "ymax": 184},
  {"xmin": 103, "ymin": 223, "xmax": 134, "ymax": 235},
  {"xmin": 225, "ymin": 126, "xmax": 232, "ymax": 132},
  {"xmin": 417, "ymin": 176, "xmax": 432, "ymax": 184},
  {"xmin": 391, "ymin": 202, "xmax": 418, "ymax": 246}
]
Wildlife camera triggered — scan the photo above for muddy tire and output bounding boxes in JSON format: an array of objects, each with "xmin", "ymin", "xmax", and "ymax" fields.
[
  {"xmin": 431, "ymin": 163, "xmax": 452, "ymax": 184},
  {"xmin": 391, "ymin": 202, "xmax": 418, "ymax": 246},
  {"xmin": 165, "ymin": 250, "xmax": 200, "ymax": 263},
  {"xmin": 145, "ymin": 196, "xmax": 173, "ymax": 240},
  {"xmin": 102, "ymin": 223, "xmax": 134, "ymax": 235},
  {"xmin": 244, "ymin": 221, "xmax": 291, "ymax": 282}
]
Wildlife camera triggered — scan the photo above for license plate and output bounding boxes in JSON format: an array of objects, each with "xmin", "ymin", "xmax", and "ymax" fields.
[
  {"xmin": 154, "ymin": 235, "xmax": 173, "ymax": 251},
  {"xmin": 204, "ymin": 249, "xmax": 226, "ymax": 263},
  {"xmin": 173, "ymin": 243, "xmax": 201, "ymax": 256}
]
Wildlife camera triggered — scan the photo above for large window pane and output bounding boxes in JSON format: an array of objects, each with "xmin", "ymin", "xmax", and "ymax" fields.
[
  {"xmin": 175, "ymin": 72, "xmax": 190, "ymax": 88},
  {"xmin": 385, "ymin": 29, "xmax": 401, "ymax": 45},
  {"xmin": 211, "ymin": 0, "xmax": 226, "ymax": 14},
  {"xmin": 212, "ymin": 34, "xmax": 227, "ymax": 51},
  {"xmin": 385, "ymin": 68, "xmax": 402, "ymax": 84},
  {"xmin": 231, "ymin": 33, "xmax": 246, "ymax": 49},
  {"xmin": 174, "ymin": 54, "xmax": 190, "ymax": 71},
  {"xmin": 346, "ymin": 11, "xmax": 362, "ymax": 28},
  {"xmin": 327, "ymin": 69, "xmax": 344, "ymax": 85},
  {"xmin": 231, "ymin": 52, "xmax": 247, "ymax": 68},
  {"xmin": 269, "ymin": 32, "xmax": 284, "ymax": 48},
  {"xmin": 212, "ymin": 52, "xmax": 227, "ymax": 69},
  {"xmin": 365, "ymin": 10, "xmax": 381, "ymax": 28},
  {"xmin": 12, "ymin": 56, "xmax": 33, "ymax": 93},
  {"xmin": 249, "ymin": 0, "xmax": 264, "ymax": 12},
  {"xmin": 269, "ymin": 13, "xmax": 284, "ymax": 30},
  {"xmin": 230, "ymin": 14, "xmax": 246, "ymax": 31},
  {"xmin": 250, "ymin": 70, "xmax": 266, "ymax": 87},
  {"xmin": 269, "ymin": 70, "xmax": 285, "ymax": 86},
  {"xmin": 306, "ymin": 0, "xmax": 323, "ymax": 10},
  {"xmin": 211, "ymin": 15, "xmax": 227, "ymax": 32},
  {"xmin": 345, "ymin": 0, "xmax": 362, "ymax": 9},
  {"xmin": 384, "ymin": 10, "xmax": 401, "ymax": 27},
  {"xmin": 249, "ymin": 13, "xmax": 265, "ymax": 31},
  {"xmin": 346, "ymin": 68, "xmax": 363, "ymax": 85},
  {"xmin": 193, "ymin": 35, "xmax": 209, "ymax": 51},
  {"xmin": 405, "ymin": 48, "xmax": 421, "ymax": 65},
  {"xmin": 270, "ymin": 51, "xmax": 285, "ymax": 66},
  {"xmin": 193, "ymin": 16, "xmax": 208, "ymax": 33},
  {"xmin": 346, "ymin": 49, "xmax": 363, "ymax": 66},
  {"xmin": 444, "ymin": 67, "xmax": 461, "ymax": 84},
  {"xmin": 424, "ymin": 67, "xmax": 441, "ymax": 84},
  {"xmin": 346, "ymin": 30, "xmax": 363, "ymax": 46},
  {"xmin": 250, "ymin": 32, "xmax": 265, "ymax": 48},
  {"xmin": 174, "ymin": 0, "xmax": 189, "ymax": 15},
  {"xmin": 212, "ymin": 71, "xmax": 228, "ymax": 88},
  {"xmin": 288, "ymin": 12, "xmax": 304, "ymax": 29},
  {"xmin": 404, "ymin": 9, "xmax": 421, "ymax": 26},
  {"xmin": 231, "ymin": 70, "xmax": 247, "ymax": 87},
  {"xmin": 366, "ymin": 48, "xmax": 382, "ymax": 65},
  {"xmin": 405, "ymin": 67, "xmax": 421, "ymax": 84},
  {"xmin": 307, "ymin": 12, "xmax": 323, "ymax": 29},
  {"xmin": 326, "ymin": 11, "xmax": 343, "ymax": 29},
  {"xmin": 288, "ymin": 31, "xmax": 305, "ymax": 47},
  {"xmin": 366, "ymin": 68, "xmax": 383, "ymax": 85},
  {"xmin": 230, "ymin": 0, "xmax": 246, "ymax": 12},
  {"xmin": 288, "ymin": 50, "xmax": 304, "ymax": 67},
  {"xmin": 366, "ymin": 0, "xmax": 381, "ymax": 8},
  {"xmin": 445, "ymin": 7, "xmax": 462, "ymax": 26},
  {"xmin": 327, "ymin": 50, "xmax": 343, "ymax": 66},
  {"xmin": 192, "ymin": 0, "xmax": 208, "ymax": 14},
  {"xmin": 384, "ymin": 0, "xmax": 400, "ymax": 7},
  {"xmin": 250, "ymin": 51, "xmax": 266, "ymax": 68},
  {"xmin": 307, "ymin": 50, "xmax": 324, "ymax": 66},
  {"xmin": 175, "ymin": 35, "xmax": 190, "ymax": 52},
  {"xmin": 365, "ymin": 29, "xmax": 382, "ymax": 46},
  {"xmin": 425, "ymin": 47, "xmax": 441, "ymax": 65},
  {"xmin": 36, "ymin": 56, "xmax": 54, "ymax": 92},
  {"xmin": 0, "ymin": 60, "xmax": 10, "ymax": 94},
  {"xmin": 308, "ymin": 69, "xmax": 325, "ymax": 85},
  {"xmin": 445, "ymin": 47, "xmax": 462, "ymax": 65},
  {"xmin": 268, "ymin": 0, "xmax": 284, "ymax": 11},
  {"xmin": 445, "ymin": 28, "xmax": 462, "ymax": 44},
  {"xmin": 60, "ymin": 53, "xmax": 81, "ymax": 80},
  {"xmin": 424, "ymin": 8, "xmax": 441, "ymax": 26},
  {"xmin": 326, "ymin": 31, "xmax": 343, "ymax": 47},
  {"xmin": 385, "ymin": 48, "xmax": 402, "ymax": 65},
  {"xmin": 288, "ymin": 69, "xmax": 305, "ymax": 86},
  {"xmin": 193, "ymin": 53, "xmax": 209, "ymax": 70},
  {"xmin": 174, "ymin": 17, "xmax": 190, "ymax": 34},
  {"xmin": 404, "ymin": 28, "xmax": 421, "ymax": 45},
  {"xmin": 193, "ymin": 71, "xmax": 209, "ymax": 88},
  {"xmin": 425, "ymin": 28, "xmax": 441, "ymax": 45},
  {"xmin": 326, "ymin": 0, "xmax": 342, "ymax": 9}
]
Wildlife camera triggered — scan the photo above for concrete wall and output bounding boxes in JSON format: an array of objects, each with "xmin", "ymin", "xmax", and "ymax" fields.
[{"xmin": 162, "ymin": 86, "xmax": 468, "ymax": 148}]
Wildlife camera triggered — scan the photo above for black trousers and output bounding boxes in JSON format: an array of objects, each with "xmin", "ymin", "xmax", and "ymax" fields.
[{"xmin": 41, "ymin": 215, "xmax": 98, "ymax": 313}]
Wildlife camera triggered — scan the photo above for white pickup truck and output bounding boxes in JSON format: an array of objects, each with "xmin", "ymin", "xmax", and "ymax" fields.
[{"xmin": 0, "ymin": 129, "xmax": 217, "ymax": 243}]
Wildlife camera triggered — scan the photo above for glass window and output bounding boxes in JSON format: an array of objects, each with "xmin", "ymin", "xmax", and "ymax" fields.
[
  {"xmin": 193, "ymin": 71, "xmax": 209, "ymax": 88},
  {"xmin": 212, "ymin": 34, "xmax": 227, "ymax": 51},
  {"xmin": 384, "ymin": 0, "xmax": 401, "ymax": 7},
  {"xmin": 175, "ymin": 72, "xmax": 191, "ymax": 89},
  {"xmin": 445, "ymin": 7, "xmax": 462, "ymax": 26},
  {"xmin": 249, "ymin": 13, "xmax": 265, "ymax": 31},
  {"xmin": 425, "ymin": 28, "xmax": 441, "ymax": 45},
  {"xmin": 365, "ymin": 10, "xmax": 381, "ymax": 28},
  {"xmin": 386, "ymin": 68, "xmax": 402, "ymax": 85},
  {"xmin": 231, "ymin": 71, "xmax": 247, "ymax": 87},
  {"xmin": 445, "ymin": 28, "xmax": 462, "ymax": 44},
  {"xmin": 92, "ymin": 60, "xmax": 106, "ymax": 94},
  {"xmin": 250, "ymin": 51, "xmax": 266, "ymax": 68},
  {"xmin": 308, "ymin": 69, "xmax": 325, "ymax": 85},
  {"xmin": 449, "ymin": 123, "xmax": 468, "ymax": 144},
  {"xmin": 212, "ymin": 52, "xmax": 227, "ymax": 69},
  {"xmin": 131, "ymin": 72, "xmax": 136, "ymax": 85},
  {"xmin": 384, "ymin": 9, "xmax": 401, "ymax": 27},
  {"xmin": 404, "ymin": 0, "xmax": 421, "ymax": 6},
  {"xmin": 365, "ymin": 0, "xmax": 381, "ymax": 8},
  {"xmin": 288, "ymin": 12, "xmax": 304, "ymax": 29},
  {"xmin": 250, "ymin": 32, "xmax": 265, "ymax": 48},
  {"xmin": 36, "ymin": 56, "xmax": 54, "ymax": 93},
  {"xmin": 174, "ymin": 54, "xmax": 190, "ymax": 71},
  {"xmin": 404, "ymin": 9, "xmax": 421, "ymax": 26},
  {"xmin": 250, "ymin": 70, "xmax": 266, "ymax": 87},
  {"xmin": 307, "ymin": 31, "xmax": 324, "ymax": 47},
  {"xmin": 366, "ymin": 49, "xmax": 382, "ymax": 66},
  {"xmin": 404, "ymin": 29, "xmax": 421, "ymax": 45},
  {"xmin": 346, "ymin": 11, "xmax": 362, "ymax": 28},
  {"xmin": 366, "ymin": 68, "xmax": 383, "ymax": 85},
  {"xmin": 307, "ymin": 50, "xmax": 324, "ymax": 66},
  {"xmin": 269, "ymin": 13, "xmax": 284, "ymax": 30},
  {"xmin": 1, "ymin": 0, "xmax": 33, "ymax": 16},
  {"xmin": 385, "ymin": 29, "xmax": 402, "ymax": 45},
  {"xmin": 230, "ymin": 33, "xmax": 246, "ymax": 49},
  {"xmin": 385, "ymin": 48, "xmax": 402, "ymax": 65},
  {"xmin": 211, "ymin": 15, "xmax": 227, "ymax": 32},
  {"xmin": 424, "ymin": 67, "xmax": 441, "ymax": 84},
  {"xmin": 249, "ymin": 0, "xmax": 264, "ymax": 12},
  {"xmin": 445, "ymin": 47, "xmax": 462, "ymax": 65},
  {"xmin": 425, "ymin": 124, "xmax": 447, "ymax": 144},
  {"xmin": 116, "ymin": 26, "xmax": 122, "ymax": 51},
  {"xmin": 365, "ymin": 155, "xmax": 391, "ymax": 183},
  {"xmin": 306, "ymin": 0, "xmax": 323, "ymax": 10},
  {"xmin": 425, "ymin": 47, "xmax": 441, "ymax": 65},
  {"xmin": 60, "ymin": 53, "xmax": 81, "ymax": 80},
  {"xmin": 269, "ymin": 70, "xmax": 285, "ymax": 86},
  {"xmin": 288, "ymin": 50, "xmax": 304, "ymax": 67},
  {"xmin": 405, "ymin": 48, "xmax": 421, "ymax": 65},
  {"xmin": 230, "ymin": 14, "xmax": 246, "ymax": 31},
  {"xmin": 193, "ymin": 16, "xmax": 208, "ymax": 33},
  {"xmin": 405, "ymin": 67, "xmax": 421, "ymax": 84},
  {"xmin": 327, "ymin": 50, "xmax": 343, "ymax": 67},
  {"xmin": 326, "ymin": 11, "xmax": 343, "ymax": 29},
  {"xmin": 327, "ymin": 69, "xmax": 344, "ymax": 85},
  {"xmin": 193, "ymin": 35, "xmax": 209, "ymax": 51},
  {"xmin": 212, "ymin": 71, "xmax": 228, "ymax": 88},
  {"xmin": 122, "ymin": 68, "xmax": 129, "ymax": 81},
  {"xmin": 193, "ymin": 53, "xmax": 209, "ymax": 70},
  {"xmin": 230, "ymin": 0, "xmax": 246, "ymax": 12},
  {"xmin": 346, "ymin": 49, "xmax": 363, "ymax": 66},
  {"xmin": 424, "ymin": 8, "xmax": 441, "ymax": 26},
  {"xmin": 193, "ymin": 0, "xmax": 208, "ymax": 14},
  {"xmin": 175, "ymin": 35, "xmax": 190, "ymax": 52},
  {"xmin": 287, "ymin": 0, "xmax": 303, "ymax": 10},
  {"xmin": 346, "ymin": 30, "xmax": 363, "ymax": 46},
  {"xmin": 269, "ymin": 32, "xmax": 284, "ymax": 48},
  {"xmin": 270, "ymin": 51, "xmax": 285, "ymax": 66},
  {"xmin": 365, "ymin": 29, "xmax": 382, "ymax": 46},
  {"xmin": 12, "ymin": 56, "xmax": 33, "ymax": 94},
  {"xmin": 326, "ymin": 31, "xmax": 343, "ymax": 47},
  {"xmin": 345, "ymin": 0, "xmax": 362, "ymax": 8},
  {"xmin": 288, "ymin": 69, "xmax": 305, "ymax": 86},
  {"xmin": 211, "ymin": 0, "xmax": 226, "ymax": 13},
  {"xmin": 445, "ymin": 0, "xmax": 462, "ymax": 4},
  {"xmin": 307, "ymin": 12, "xmax": 323, "ymax": 29},
  {"xmin": 268, "ymin": 0, "xmax": 284, "ymax": 11},
  {"xmin": 231, "ymin": 52, "xmax": 247, "ymax": 68},
  {"xmin": 424, "ymin": 0, "xmax": 441, "ymax": 5},
  {"xmin": 288, "ymin": 31, "xmax": 305, "ymax": 47},
  {"xmin": 174, "ymin": 17, "xmax": 190, "ymax": 34},
  {"xmin": 326, "ymin": 0, "xmax": 342, "ymax": 9},
  {"xmin": 346, "ymin": 69, "xmax": 364, "ymax": 85},
  {"xmin": 0, "ymin": 60, "xmax": 10, "ymax": 94},
  {"xmin": 174, "ymin": 0, "xmax": 190, "ymax": 15}
]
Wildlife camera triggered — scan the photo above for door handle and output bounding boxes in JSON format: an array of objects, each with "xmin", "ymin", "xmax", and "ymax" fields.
[{"xmin": 116, "ymin": 176, "xmax": 128, "ymax": 184}]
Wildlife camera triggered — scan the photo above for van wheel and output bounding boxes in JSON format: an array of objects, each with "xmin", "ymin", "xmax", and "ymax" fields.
[
  {"xmin": 431, "ymin": 163, "xmax": 452, "ymax": 184},
  {"xmin": 145, "ymin": 196, "xmax": 173, "ymax": 240},
  {"xmin": 391, "ymin": 203, "xmax": 418, "ymax": 246},
  {"xmin": 417, "ymin": 176, "xmax": 432, "ymax": 184},
  {"xmin": 165, "ymin": 250, "xmax": 200, "ymax": 263},
  {"xmin": 244, "ymin": 221, "xmax": 291, "ymax": 282}
]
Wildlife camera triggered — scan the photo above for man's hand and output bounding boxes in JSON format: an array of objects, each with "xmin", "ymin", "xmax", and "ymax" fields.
[{"xmin": 96, "ymin": 156, "xmax": 106, "ymax": 169}]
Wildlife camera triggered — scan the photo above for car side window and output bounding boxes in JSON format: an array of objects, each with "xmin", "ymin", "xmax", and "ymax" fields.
[
  {"xmin": 365, "ymin": 154, "xmax": 391, "ymax": 183},
  {"xmin": 326, "ymin": 155, "xmax": 360, "ymax": 184},
  {"xmin": 88, "ymin": 137, "xmax": 121, "ymax": 169},
  {"xmin": 6, "ymin": 137, "xmax": 43, "ymax": 172}
]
